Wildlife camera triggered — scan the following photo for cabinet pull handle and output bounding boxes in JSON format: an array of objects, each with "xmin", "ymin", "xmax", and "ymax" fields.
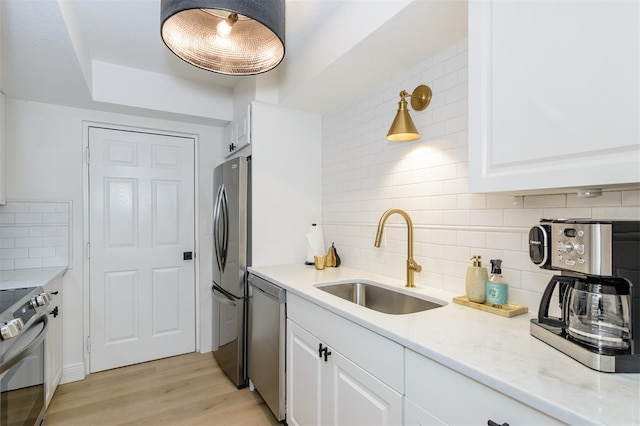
[
  {"xmin": 318, "ymin": 343, "xmax": 332, "ymax": 362},
  {"xmin": 487, "ymin": 421, "xmax": 509, "ymax": 426},
  {"xmin": 323, "ymin": 347, "xmax": 332, "ymax": 362}
]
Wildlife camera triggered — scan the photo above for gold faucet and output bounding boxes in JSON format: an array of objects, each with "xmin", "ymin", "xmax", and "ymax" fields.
[{"xmin": 374, "ymin": 208, "xmax": 422, "ymax": 287}]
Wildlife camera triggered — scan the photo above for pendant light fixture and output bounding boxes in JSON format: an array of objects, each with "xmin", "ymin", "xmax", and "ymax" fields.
[
  {"xmin": 386, "ymin": 85, "xmax": 432, "ymax": 141},
  {"xmin": 160, "ymin": 0, "xmax": 285, "ymax": 75}
]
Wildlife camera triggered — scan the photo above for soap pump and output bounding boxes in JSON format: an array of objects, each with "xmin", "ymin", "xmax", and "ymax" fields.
[
  {"xmin": 465, "ymin": 255, "xmax": 489, "ymax": 303},
  {"xmin": 486, "ymin": 259, "xmax": 508, "ymax": 307}
]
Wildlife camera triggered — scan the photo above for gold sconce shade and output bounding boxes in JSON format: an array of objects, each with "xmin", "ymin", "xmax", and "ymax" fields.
[
  {"xmin": 160, "ymin": 0, "xmax": 285, "ymax": 75},
  {"xmin": 386, "ymin": 85, "xmax": 432, "ymax": 141}
]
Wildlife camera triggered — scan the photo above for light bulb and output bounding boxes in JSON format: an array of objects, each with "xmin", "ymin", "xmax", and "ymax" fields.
[{"xmin": 216, "ymin": 12, "xmax": 238, "ymax": 37}]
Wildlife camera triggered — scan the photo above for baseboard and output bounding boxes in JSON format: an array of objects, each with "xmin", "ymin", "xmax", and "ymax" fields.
[{"xmin": 60, "ymin": 362, "xmax": 86, "ymax": 384}]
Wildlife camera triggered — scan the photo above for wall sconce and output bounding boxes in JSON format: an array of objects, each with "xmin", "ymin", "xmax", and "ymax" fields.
[
  {"xmin": 160, "ymin": 0, "xmax": 285, "ymax": 75},
  {"xmin": 386, "ymin": 85, "xmax": 432, "ymax": 141}
]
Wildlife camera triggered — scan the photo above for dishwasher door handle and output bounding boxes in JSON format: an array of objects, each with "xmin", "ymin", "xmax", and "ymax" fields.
[{"xmin": 248, "ymin": 275, "xmax": 286, "ymax": 304}]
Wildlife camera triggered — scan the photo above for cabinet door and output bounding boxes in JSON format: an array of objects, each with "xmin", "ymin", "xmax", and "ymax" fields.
[
  {"xmin": 469, "ymin": 0, "xmax": 640, "ymax": 193},
  {"xmin": 222, "ymin": 120, "xmax": 235, "ymax": 158},
  {"xmin": 327, "ymin": 349, "xmax": 402, "ymax": 426},
  {"xmin": 44, "ymin": 276, "xmax": 63, "ymax": 407},
  {"xmin": 286, "ymin": 320, "xmax": 325, "ymax": 426}
]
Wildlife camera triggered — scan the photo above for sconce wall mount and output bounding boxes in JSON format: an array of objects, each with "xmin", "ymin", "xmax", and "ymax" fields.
[{"xmin": 386, "ymin": 84, "xmax": 432, "ymax": 142}]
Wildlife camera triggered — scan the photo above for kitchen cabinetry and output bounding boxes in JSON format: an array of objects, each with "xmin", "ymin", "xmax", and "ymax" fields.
[
  {"xmin": 405, "ymin": 349, "xmax": 560, "ymax": 425},
  {"xmin": 44, "ymin": 274, "xmax": 63, "ymax": 407},
  {"xmin": 249, "ymin": 102, "xmax": 322, "ymax": 266},
  {"xmin": 224, "ymin": 104, "xmax": 251, "ymax": 158},
  {"xmin": 469, "ymin": 0, "xmax": 640, "ymax": 193},
  {"xmin": 286, "ymin": 293, "xmax": 403, "ymax": 426}
]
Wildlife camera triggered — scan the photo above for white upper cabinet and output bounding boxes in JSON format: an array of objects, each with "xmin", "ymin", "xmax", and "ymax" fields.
[
  {"xmin": 224, "ymin": 104, "xmax": 251, "ymax": 158},
  {"xmin": 469, "ymin": 0, "xmax": 640, "ymax": 193}
]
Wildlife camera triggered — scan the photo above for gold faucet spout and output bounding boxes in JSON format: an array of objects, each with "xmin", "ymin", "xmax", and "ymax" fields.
[{"xmin": 374, "ymin": 208, "xmax": 421, "ymax": 287}]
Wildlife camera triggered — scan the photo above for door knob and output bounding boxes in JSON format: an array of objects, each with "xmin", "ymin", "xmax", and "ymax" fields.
[{"xmin": 183, "ymin": 252, "xmax": 193, "ymax": 260}]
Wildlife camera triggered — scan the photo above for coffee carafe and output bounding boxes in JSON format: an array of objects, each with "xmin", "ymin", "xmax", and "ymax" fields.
[
  {"xmin": 530, "ymin": 219, "xmax": 640, "ymax": 373},
  {"xmin": 538, "ymin": 275, "xmax": 633, "ymax": 354}
]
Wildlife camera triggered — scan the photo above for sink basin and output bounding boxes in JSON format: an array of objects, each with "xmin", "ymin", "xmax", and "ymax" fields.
[{"xmin": 315, "ymin": 281, "xmax": 445, "ymax": 315}]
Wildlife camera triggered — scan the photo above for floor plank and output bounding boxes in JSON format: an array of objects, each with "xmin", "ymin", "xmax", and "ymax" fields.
[{"xmin": 46, "ymin": 352, "xmax": 281, "ymax": 426}]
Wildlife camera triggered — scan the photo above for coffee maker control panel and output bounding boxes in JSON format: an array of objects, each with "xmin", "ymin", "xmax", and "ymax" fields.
[{"xmin": 551, "ymin": 222, "xmax": 612, "ymax": 276}]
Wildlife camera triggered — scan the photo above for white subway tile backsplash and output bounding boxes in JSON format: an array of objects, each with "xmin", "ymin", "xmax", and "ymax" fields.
[
  {"xmin": 29, "ymin": 247, "xmax": 55, "ymax": 258},
  {"xmin": 0, "ymin": 239, "xmax": 14, "ymax": 249},
  {"xmin": 523, "ymin": 194, "xmax": 566, "ymax": 208},
  {"xmin": 43, "ymin": 213, "xmax": 69, "ymax": 224},
  {"xmin": 0, "ymin": 203, "xmax": 29, "ymax": 213},
  {"xmin": 30, "ymin": 227, "xmax": 57, "ymax": 237},
  {"xmin": 486, "ymin": 195, "xmax": 523, "ymax": 209},
  {"xmin": 0, "ymin": 248, "xmax": 29, "ymax": 259},
  {"xmin": 15, "ymin": 237, "xmax": 42, "ymax": 248},
  {"xmin": 0, "ymin": 201, "xmax": 70, "ymax": 270},
  {"xmin": 0, "ymin": 227, "xmax": 29, "ymax": 238},
  {"xmin": 322, "ymin": 38, "xmax": 640, "ymax": 308},
  {"xmin": 0, "ymin": 214, "xmax": 15, "ymax": 225},
  {"xmin": 29, "ymin": 203, "xmax": 56, "ymax": 213},
  {"xmin": 15, "ymin": 213, "xmax": 43, "ymax": 224},
  {"xmin": 15, "ymin": 258, "xmax": 43, "ymax": 269},
  {"xmin": 592, "ymin": 207, "xmax": 640, "ymax": 221},
  {"xmin": 486, "ymin": 233, "xmax": 521, "ymax": 251},
  {"xmin": 0, "ymin": 259, "xmax": 14, "ymax": 270}
]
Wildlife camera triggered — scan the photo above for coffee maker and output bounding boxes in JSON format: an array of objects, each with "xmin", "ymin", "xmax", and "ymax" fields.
[{"xmin": 529, "ymin": 219, "xmax": 640, "ymax": 373}]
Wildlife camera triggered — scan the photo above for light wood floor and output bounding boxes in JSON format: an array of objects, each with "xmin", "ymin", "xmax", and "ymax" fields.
[{"xmin": 45, "ymin": 352, "xmax": 281, "ymax": 426}]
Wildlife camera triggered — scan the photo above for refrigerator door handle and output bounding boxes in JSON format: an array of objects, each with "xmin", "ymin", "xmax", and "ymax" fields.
[
  {"xmin": 213, "ymin": 184, "xmax": 224, "ymax": 272},
  {"xmin": 212, "ymin": 286, "xmax": 237, "ymax": 307},
  {"xmin": 219, "ymin": 184, "xmax": 229, "ymax": 271}
]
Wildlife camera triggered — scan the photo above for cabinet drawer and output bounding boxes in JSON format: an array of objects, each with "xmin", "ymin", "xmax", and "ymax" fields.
[
  {"xmin": 405, "ymin": 398, "xmax": 446, "ymax": 426},
  {"xmin": 405, "ymin": 350, "xmax": 561, "ymax": 425},
  {"xmin": 288, "ymin": 293, "xmax": 403, "ymax": 393}
]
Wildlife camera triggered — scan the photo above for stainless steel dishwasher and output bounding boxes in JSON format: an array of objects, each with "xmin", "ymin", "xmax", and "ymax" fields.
[{"xmin": 247, "ymin": 273, "xmax": 286, "ymax": 421}]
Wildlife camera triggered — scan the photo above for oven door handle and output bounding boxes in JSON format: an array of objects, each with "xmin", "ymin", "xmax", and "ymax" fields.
[{"xmin": 0, "ymin": 315, "xmax": 49, "ymax": 375}]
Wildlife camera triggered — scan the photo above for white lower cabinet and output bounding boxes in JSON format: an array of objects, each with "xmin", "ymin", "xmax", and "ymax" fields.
[
  {"xmin": 44, "ymin": 275, "xmax": 63, "ymax": 407},
  {"xmin": 405, "ymin": 350, "xmax": 561, "ymax": 425},
  {"xmin": 286, "ymin": 294, "xmax": 403, "ymax": 426}
]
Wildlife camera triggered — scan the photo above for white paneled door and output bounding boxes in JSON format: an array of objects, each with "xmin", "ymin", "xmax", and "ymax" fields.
[{"xmin": 88, "ymin": 127, "xmax": 195, "ymax": 373}]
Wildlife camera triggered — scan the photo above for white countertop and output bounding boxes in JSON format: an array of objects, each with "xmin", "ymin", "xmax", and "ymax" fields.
[
  {"xmin": 0, "ymin": 267, "xmax": 68, "ymax": 290},
  {"xmin": 249, "ymin": 264, "xmax": 640, "ymax": 426}
]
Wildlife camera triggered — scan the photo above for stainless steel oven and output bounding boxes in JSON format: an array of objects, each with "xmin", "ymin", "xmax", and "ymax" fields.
[{"xmin": 0, "ymin": 287, "xmax": 51, "ymax": 426}]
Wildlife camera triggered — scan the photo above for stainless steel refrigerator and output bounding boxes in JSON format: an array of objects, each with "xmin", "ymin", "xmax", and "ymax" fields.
[{"xmin": 211, "ymin": 156, "xmax": 250, "ymax": 388}]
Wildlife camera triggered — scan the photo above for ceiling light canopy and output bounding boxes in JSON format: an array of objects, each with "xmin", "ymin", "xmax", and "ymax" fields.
[
  {"xmin": 160, "ymin": 0, "xmax": 285, "ymax": 75},
  {"xmin": 386, "ymin": 85, "xmax": 432, "ymax": 142}
]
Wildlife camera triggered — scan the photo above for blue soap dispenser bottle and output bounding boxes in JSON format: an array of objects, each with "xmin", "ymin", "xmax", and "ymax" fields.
[{"xmin": 486, "ymin": 259, "xmax": 508, "ymax": 307}]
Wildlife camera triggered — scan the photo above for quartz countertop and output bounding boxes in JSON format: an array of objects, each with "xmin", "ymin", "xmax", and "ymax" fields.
[
  {"xmin": 248, "ymin": 264, "xmax": 640, "ymax": 426},
  {"xmin": 0, "ymin": 267, "xmax": 68, "ymax": 290}
]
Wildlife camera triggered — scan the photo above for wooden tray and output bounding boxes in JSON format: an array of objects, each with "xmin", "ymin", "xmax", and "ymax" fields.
[{"xmin": 453, "ymin": 295, "xmax": 528, "ymax": 318}]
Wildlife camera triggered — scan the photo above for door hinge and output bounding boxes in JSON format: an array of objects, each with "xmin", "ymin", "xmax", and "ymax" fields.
[
  {"xmin": 86, "ymin": 242, "xmax": 90, "ymax": 259},
  {"xmin": 87, "ymin": 336, "xmax": 91, "ymax": 353},
  {"xmin": 85, "ymin": 146, "xmax": 90, "ymax": 164}
]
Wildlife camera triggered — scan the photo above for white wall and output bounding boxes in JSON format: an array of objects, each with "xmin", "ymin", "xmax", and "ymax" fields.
[
  {"xmin": 321, "ymin": 38, "xmax": 640, "ymax": 311},
  {"xmin": 6, "ymin": 99, "xmax": 224, "ymax": 382}
]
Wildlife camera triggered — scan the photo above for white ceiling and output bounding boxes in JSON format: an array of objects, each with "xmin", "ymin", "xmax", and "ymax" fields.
[{"xmin": 0, "ymin": 0, "xmax": 467, "ymax": 126}]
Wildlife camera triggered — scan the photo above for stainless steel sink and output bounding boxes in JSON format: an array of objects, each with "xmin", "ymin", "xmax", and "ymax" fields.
[{"xmin": 316, "ymin": 281, "xmax": 445, "ymax": 315}]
